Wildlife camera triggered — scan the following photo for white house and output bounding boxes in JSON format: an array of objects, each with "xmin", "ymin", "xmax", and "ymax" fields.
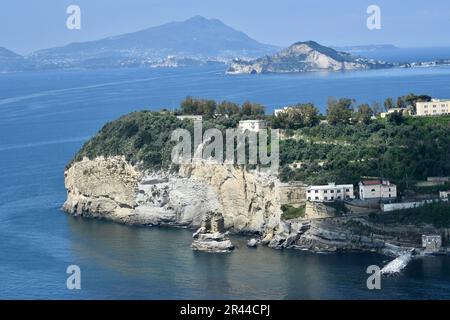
[
  {"xmin": 359, "ymin": 179, "xmax": 397, "ymax": 200},
  {"xmin": 306, "ymin": 183, "xmax": 354, "ymax": 202},
  {"xmin": 238, "ymin": 120, "xmax": 267, "ymax": 132},
  {"xmin": 416, "ymin": 99, "xmax": 450, "ymax": 116},
  {"xmin": 380, "ymin": 107, "xmax": 413, "ymax": 118},
  {"xmin": 422, "ymin": 235, "xmax": 442, "ymax": 252},
  {"xmin": 439, "ymin": 190, "xmax": 450, "ymax": 199},
  {"xmin": 176, "ymin": 115, "xmax": 203, "ymax": 121}
]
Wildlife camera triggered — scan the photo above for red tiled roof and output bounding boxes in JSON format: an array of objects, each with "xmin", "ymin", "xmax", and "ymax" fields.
[{"xmin": 361, "ymin": 180, "xmax": 382, "ymax": 186}]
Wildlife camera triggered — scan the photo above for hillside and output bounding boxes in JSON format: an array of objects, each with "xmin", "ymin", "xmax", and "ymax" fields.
[
  {"xmin": 30, "ymin": 16, "xmax": 278, "ymax": 69},
  {"xmin": 0, "ymin": 47, "xmax": 34, "ymax": 72},
  {"xmin": 227, "ymin": 41, "xmax": 393, "ymax": 74}
]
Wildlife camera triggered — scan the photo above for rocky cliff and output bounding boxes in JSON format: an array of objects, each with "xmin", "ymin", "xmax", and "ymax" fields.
[
  {"xmin": 63, "ymin": 157, "xmax": 445, "ymax": 254},
  {"xmin": 226, "ymin": 41, "xmax": 392, "ymax": 74},
  {"xmin": 63, "ymin": 156, "xmax": 282, "ymax": 234}
]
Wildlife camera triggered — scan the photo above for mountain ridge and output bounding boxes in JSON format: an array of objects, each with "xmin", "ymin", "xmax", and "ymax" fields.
[{"xmin": 29, "ymin": 16, "xmax": 278, "ymax": 69}]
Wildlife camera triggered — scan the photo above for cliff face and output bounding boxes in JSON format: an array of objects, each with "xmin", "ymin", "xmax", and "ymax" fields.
[
  {"xmin": 63, "ymin": 156, "xmax": 142, "ymax": 222},
  {"xmin": 63, "ymin": 157, "xmax": 282, "ymax": 234},
  {"xmin": 227, "ymin": 41, "xmax": 392, "ymax": 74},
  {"xmin": 63, "ymin": 156, "xmax": 445, "ymax": 253}
]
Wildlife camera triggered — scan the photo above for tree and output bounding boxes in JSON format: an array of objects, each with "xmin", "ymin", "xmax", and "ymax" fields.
[
  {"xmin": 386, "ymin": 111, "xmax": 404, "ymax": 125},
  {"xmin": 275, "ymin": 103, "xmax": 320, "ymax": 129},
  {"xmin": 371, "ymin": 101, "xmax": 383, "ymax": 116},
  {"xmin": 355, "ymin": 104, "xmax": 373, "ymax": 124},
  {"xmin": 384, "ymin": 97, "xmax": 394, "ymax": 111},
  {"xmin": 396, "ymin": 97, "xmax": 406, "ymax": 108},
  {"xmin": 241, "ymin": 101, "xmax": 265, "ymax": 117},
  {"xmin": 326, "ymin": 97, "xmax": 354, "ymax": 125}
]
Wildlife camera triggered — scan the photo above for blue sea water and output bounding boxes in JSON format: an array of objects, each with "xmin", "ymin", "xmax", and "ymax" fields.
[{"xmin": 1, "ymin": 65, "xmax": 450, "ymax": 299}]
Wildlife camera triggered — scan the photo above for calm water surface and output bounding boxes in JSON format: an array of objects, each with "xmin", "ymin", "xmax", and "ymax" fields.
[{"xmin": 1, "ymin": 65, "xmax": 450, "ymax": 299}]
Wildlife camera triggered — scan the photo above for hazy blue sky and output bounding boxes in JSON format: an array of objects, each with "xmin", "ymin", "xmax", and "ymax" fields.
[{"xmin": 2, "ymin": 0, "xmax": 450, "ymax": 54}]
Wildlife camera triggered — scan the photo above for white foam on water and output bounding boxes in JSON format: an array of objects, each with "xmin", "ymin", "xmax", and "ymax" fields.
[{"xmin": 381, "ymin": 253, "xmax": 412, "ymax": 274}]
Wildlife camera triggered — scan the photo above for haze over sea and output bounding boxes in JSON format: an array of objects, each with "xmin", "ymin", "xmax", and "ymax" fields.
[{"xmin": 1, "ymin": 64, "xmax": 450, "ymax": 299}]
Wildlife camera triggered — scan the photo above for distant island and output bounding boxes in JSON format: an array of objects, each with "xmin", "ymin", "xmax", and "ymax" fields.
[
  {"xmin": 226, "ymin": 41, "xmax": 393, "ymax": 74},
  {"xmin": 2, "ymin": 16, "xmax": 450, "ymax": 73}
]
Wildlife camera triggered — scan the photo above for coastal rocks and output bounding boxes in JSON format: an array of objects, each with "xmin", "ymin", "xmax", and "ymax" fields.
[
  {"xmin": 191, "ymin": 213, "xmax": 234, "ymax": 253},
  {"xmin": 179, "ymin": 163, "xmax": 282, "ymax": 233},
  {"xmin": 63, "ymin": 156, "xmax": 141, "ymax": 222},
  {"xmin": 64, "ymin": 158, "xmax": 282, "ymax": 234},
  {"xmin": 132, "ymin": 172, "xmax": 221, "ymax": 227},
  {"xmin": 247, "ymin": 238, "xmax": 259, "ymax": 248}
]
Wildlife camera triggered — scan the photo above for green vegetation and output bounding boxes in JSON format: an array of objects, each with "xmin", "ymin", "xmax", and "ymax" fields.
[
  {"xmin": 271, "ymin": 103, "xmax": 319, "ymax": 129},
  {"xmin": 70, "ymin": 111, "xmax": 193, "ymax": 170},
  {"xmin": 281, "ymin": 204, "xmax": 306, "ymax": 220},
  {"xmin": 70, "ymin": 94, "xmax": 450, "ymax": 197},
  {"xmin": 279, "ymin": 115, "xmax": 450, "ymax": 191},
  {"xmin": 371, "ymin": 201, "xmax": 450, "ymax": 228},
  {"xmin": 178, "ymin": 96, "xmax": 265, "ymax": 120}
]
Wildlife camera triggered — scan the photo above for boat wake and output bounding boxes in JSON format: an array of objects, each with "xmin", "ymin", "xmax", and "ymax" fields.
[{"xmin": 381, "ymin": 253, "xmax": 412, "ymax": 275}]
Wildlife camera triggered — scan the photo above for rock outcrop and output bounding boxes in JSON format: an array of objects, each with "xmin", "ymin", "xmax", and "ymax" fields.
[
  {"xmin": 63, "ymin": 156, "xmax": 442, "ymax": 254},
  {"xmin": 191, "ymin": 213, "xmax": 235, "ymax": 252},
  {"xmin": 63, "ymin": 157, "xmax": 282, "ymax": 234},
  {"xmin": 63, "ymin": 156, "xmax": 142, "ymax": 223},
  {"xmin": 226, "ymin": 41, "xmax": 392, "ymax": 74}
]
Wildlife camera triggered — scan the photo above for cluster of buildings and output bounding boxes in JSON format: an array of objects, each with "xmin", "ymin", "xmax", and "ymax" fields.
[
  {"xmin": 306, "ymin": 179, "xmax": 397, "ymax": 203},
  {"xmin": 275, "ymin": 98, "xmax": 450, "ymax": 119}
]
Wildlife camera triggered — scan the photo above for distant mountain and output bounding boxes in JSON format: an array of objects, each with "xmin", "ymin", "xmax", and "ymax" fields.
[
  {"xmin": 0, "ymin": 47, "xmax": 35, "ymax": 72},
  {"xmin": 226, "ymin": 41, "xmax": 393, "ymax": 74},
  {"xmin": 29, "ymin": 16, "xmax": 278, "ymax": 69}
]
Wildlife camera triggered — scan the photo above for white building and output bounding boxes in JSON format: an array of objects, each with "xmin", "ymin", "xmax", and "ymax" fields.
[
  {"xmin": 238, "ymin": 120, "xmax": 267, "ymax": 132},
  {"xmin": 306, "ymin": 183, "xmax": 354, "ymax": 202},
  {"xmin": 416, "ymin": 99, "xmax": 450, "ymax": 116},
  {"xmin": 439, "ymin": 190, "xmax": 450, "ymax": 199},
  {"xmin": 359, "ymin": 179, "xmax": 397, "ymax": 200},
  {"xmin": 380, "ymin": 107, "xmax": 413, "ymax": 118},
  {"xmin": 422, "ymin": 235, "xmax": 442, "ymax": 252},
  {"xmin": 176, "ymin": 115, "xmax": 203, "ymax": 121}
]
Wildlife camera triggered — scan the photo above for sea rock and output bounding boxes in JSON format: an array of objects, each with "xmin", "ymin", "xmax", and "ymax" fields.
[
  {"xmin": 191, "ymin": 227, "xmax": 234, "ymax": 253},
  {"xmin": 247, "ymin": 238, "xmax": 259, "ymax": 248}
]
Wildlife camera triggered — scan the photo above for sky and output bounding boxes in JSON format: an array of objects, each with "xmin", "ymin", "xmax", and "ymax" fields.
[{"xmin": 1, "ymin": 0, "xmax": 450, "ymax": 54}]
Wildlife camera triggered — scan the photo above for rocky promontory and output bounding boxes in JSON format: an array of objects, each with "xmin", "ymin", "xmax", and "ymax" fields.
[{"xmin": 226, "ymin": 41, "xmax": 392, "ymax": 74}]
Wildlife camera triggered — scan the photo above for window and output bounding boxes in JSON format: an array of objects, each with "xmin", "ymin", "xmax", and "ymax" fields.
[
  {"xmin": 315, "ymin": 196, "xmax": 319, "ymax": 200},
  {"xmin": 315, "ymin": 190, "xmax": 318, "ymax": 193},
  {"xmin": 308, "ymin": 197, "xmax": 311, "ymax": 201},
  {"xmin": 324, "ymin": 190, "xmax": 327, "ymax": 194},
  {"xmin": 330, "ymin": 190, "xmax": 334, "ymax": 193},
  {"xmin": 346, "ymin": 188, "xmax": 350, "ymax": 192},
  {"xmin": 371, "ymin": 189, "xmax": 375, "ymax": 192},
  {"xmin": 337, "ymin": 189, "xmax": 341, "ymax": 193},
  {"xmin": 324, "ymin": 196, "xmax": 327, "ymax": 200},
  {"xmin": 330, "ymin": 197, "xmax": 334, "ymax": 201},
  {"xmin": 337, "ymin": 196, "xmax": 341, "ymax": 200},
  {"xmin": 307, "ymin": 190, "xmax": 311, "ymax": 193}
]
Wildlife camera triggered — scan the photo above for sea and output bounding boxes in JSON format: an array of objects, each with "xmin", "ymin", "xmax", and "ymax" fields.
[{"xmin": 1, "ymin": 64, "xmax": 450, "ymax": 299}]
